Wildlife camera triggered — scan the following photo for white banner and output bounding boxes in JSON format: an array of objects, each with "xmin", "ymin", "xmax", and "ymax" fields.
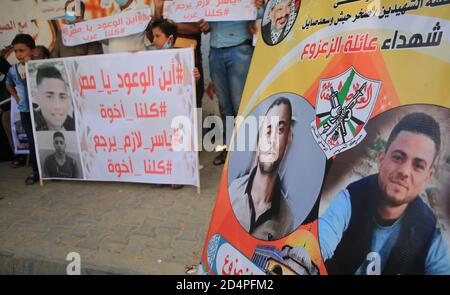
[
  {"xmin": 0, "ymin": 20, "xmax": 39, "ymax": 50},
  {"xmin": 10, "ymin": 98, "xmax": 29, "ymax": 155},
  {"xmin": 62, "ymin": 7, "xmax": 152, "ymax": 47},
  {"xmin": 0, "ymin": 0, "xmax": 37, "ymax": 23},
  {"xmin": 163, "ymin": 0, "xmax": 257, "ymax": 22},
  {"xmin": 0, "ymin": 0, "xmax": 39, "ymax": 49},
  {"xmin": 26, "ymin": 48, "xmax": 200, "ymax": 187}
]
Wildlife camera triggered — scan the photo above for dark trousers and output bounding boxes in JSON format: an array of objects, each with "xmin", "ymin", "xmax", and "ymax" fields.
[
  {"xmin": 195, "ymin": 62, "xmax": 204, "ymax": 108},
  {"xmin": 20, "ymin": 112, "xmax": 38, "ymax": 174}
]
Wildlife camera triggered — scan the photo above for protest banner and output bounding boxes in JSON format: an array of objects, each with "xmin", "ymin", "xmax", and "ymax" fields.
[
  {"xmin": 37, "ymin": 0, "xmax": 67, "ymax": 20},
  {"xmin": 201, "ymin": 0, "xmax": 450, "ymax": 275},
  {"xmin": 0, "ymin": 0, "xmax": 39, "ymax": 49},
  {"xmin": 26, "ymin": 48, "xmax": 200, "ymax": 187},
  {"xmin": 61, "ymin": 7, "xmax": 152, "ymax": 46},
  {"xmin": 10, "ymin": 98, "xmax": 29, "ymax": 155},
  {"xmin": 163, "ymin": 0, "xmax": 257, "ymax": 22}
]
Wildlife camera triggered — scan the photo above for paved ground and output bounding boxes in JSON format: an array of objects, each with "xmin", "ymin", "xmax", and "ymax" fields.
[{"xmin": 0, "ymin": 151, "xmax": 222, "ymax": 274}]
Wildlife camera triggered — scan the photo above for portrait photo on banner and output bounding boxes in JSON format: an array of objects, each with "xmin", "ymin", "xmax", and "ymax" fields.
[
  {"xmin": 36, "ymin": 130, "xmax": 83, "ymax": 179},
  {"xmin": 318, "ymin": 104, "xmax": 450, "ymax": 275},
  {"xmin": 27, "ymin": 60, "xmax": 76, "ymax": 132},
  {"xmin": 261, "ymin": 0, "xmax": 301, "ymax": 46},
  {"xmin": 227, "ymin": 93, "xmax": 326, "ymax": 241}
]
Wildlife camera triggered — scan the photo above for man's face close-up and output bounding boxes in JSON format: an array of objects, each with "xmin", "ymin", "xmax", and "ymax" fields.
[
  {"xmin": 377, "ymin": 130, "xmax": 435, "ymax": 207},
  {"xmin": 271, "ymin": 1, "xmax": 290, "ymax": 31},
  {"xmin": 257, "ymin": 103, "xmax": 291, "ymax": 173},
  {"xmin": 37, "ymin": 78, "xmax": 69, "ymax": 130},
  {"xmin": 53, "ymin": 136, "xmax": 66, "ymax": 156}
]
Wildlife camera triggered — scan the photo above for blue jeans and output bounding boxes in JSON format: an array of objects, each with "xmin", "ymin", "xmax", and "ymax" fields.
[{"xmin": 209, "ymin": 44, "xmax": 253, "ymax": 145}]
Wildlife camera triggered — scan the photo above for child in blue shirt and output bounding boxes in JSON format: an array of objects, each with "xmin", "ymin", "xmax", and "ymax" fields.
[{"xmin": 5, "ymin": 34, "xmax": 39, "ymax": 184}]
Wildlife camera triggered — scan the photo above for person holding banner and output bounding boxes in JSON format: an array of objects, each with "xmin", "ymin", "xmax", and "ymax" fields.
[
  {"xmin": 147, "ymin": 18, "xmax": 199, "ymax": 190},
  {"xmin": 1, "ymin": 55, "xmax": 28, "ymax": 167},
  {"xmin": 106, "ymin": 0, "xmax": 154, "ymax": 53},
  {"xmin": 5, "ymin": 34, "xmax": 39, "ymax": 184},
  {"xmin": 198, "ymin": 0, "xmax": 264, "ymax": 166},
  {"xmin": 153, "ymin": 0, "xmax": 204, "ymax": 107},
  {"xmin": 319, "ymin": 112, "xmax": 450, "ymax": 274},
  {"xmin": 43, "ymin": 131, "xmax": 79, "ymax": 178},
  {"xmin": 147, "ymin": 18, "xmax": 177, "ymax": 50},
  {"xmin": 33, "ymin": 65, "xmax": 75, "ymax": 131},
  {"xmin": 51, "ymin": 0, "xmax": 103, "ymax": 58},
  {"xmin": 148, "ymin": 18, "xmax": 200, "ymax": 81},
  {"xmin": 229, "ymin": 97, "xmax": 294, "ymax": 241}
]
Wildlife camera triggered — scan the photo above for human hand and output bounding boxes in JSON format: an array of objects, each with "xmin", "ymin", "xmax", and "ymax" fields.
[
  {"xmin": 197, "ymin": 19, "xmax": 210, "ymax": 33},
  {"xmin": 193, "ymin": 67, "xmax": 200, "ymax": 81},
  {"xmin": 249, "ymin": 21, "xmax": 258, "ymax": 35},
  {"xmin": 255, "ymin": 0, "xmax": 264, "ymax": 9}
]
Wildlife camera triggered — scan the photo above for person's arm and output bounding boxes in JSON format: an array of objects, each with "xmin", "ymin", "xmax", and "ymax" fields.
[
  {"xmin": 5, "ymin": 84, "xmax": 19, "ymax": 104},
  {"xmin": 5, "ymin": 69, "xmax": 19, "ymax": 104},
  {"xmin": 249, "ymin": 0, "xmax": 265, "ymax": 35},
  {"xmin": 178, "ymin": 23, "xmax": 201, "ymax": 35},
  {"xmin": 255, "ymin": 0, "xmax": 265, "ymax": 19},
  {"xmin": 154, "ymin": 0, "xmax": 164, "ymax": 20},
  {"xmin": 318, "ymin": 189, "xmax": 352, "ymax": 261},
  {"xmin": 424, "ymin": 228, "xmax": 450, "ymax": 274}
]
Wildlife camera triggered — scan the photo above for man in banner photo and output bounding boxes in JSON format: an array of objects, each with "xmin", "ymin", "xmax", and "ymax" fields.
[
  {"xmin": 229, "ymin": 97, "xmax": 294, "ymax": 241},
  {"xmin": 319, "ymin": 112, "xmax": 450, "ymax": 275},
  {"xmin": 43, "ymin": 131, "xmax": 79, "ymax": 178},
  {"xmin": 33, "ymin": 64, "xmax": 75, "ymax": 131}
]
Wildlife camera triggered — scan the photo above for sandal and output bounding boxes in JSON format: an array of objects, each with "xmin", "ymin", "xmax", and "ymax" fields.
[
  {"xmin": 171, "ymin": 184, "xmax": 184, "ymax": 190},
  {"xmin": 213, "ymin": 150, "xmax": 227, "ymax": 166},
  {"xmin": 11, "ymin": 157, "xmax": 26, "ymax": 168},
  {"xmin": 25, "ymin": 173, "xmax": 39, "ymax": 185}
]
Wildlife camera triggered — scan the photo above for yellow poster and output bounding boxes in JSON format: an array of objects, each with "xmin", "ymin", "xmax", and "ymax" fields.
[{"xmin": 201, "ymin": 0, "xmax": 450, "ymax": 275}]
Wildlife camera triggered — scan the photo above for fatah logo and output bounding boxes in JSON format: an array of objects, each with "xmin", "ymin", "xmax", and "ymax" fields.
[{"xmin": 311, "ymin": 67, "xmax": 381, "ymax": 158}]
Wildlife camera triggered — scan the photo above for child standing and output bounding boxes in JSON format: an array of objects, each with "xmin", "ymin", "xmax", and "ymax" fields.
[
  {"xmin": 5, "ymin": 34, "xmax": 39, "ymax": 184},
  {"xmin": 148, "ymin": 19, "xmax": 200, "ymax": 80}
]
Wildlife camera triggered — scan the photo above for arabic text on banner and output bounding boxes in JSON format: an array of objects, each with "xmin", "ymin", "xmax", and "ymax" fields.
[
  {"xmin": 62, "ymin": 7, "xmax": 152, "ymax": 47},
  {"xmin": 26, "ymin": 48, "xmax": 199, "ymax": 187},
  {"xmin": 163, "ymin": 0, "xmax": 257, "ymax": 22}
]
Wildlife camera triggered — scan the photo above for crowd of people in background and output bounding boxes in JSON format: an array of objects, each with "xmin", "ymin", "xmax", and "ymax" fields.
[{"xmin": 0, "ymin": 0, "xmax": 265, "ymax": 185}]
